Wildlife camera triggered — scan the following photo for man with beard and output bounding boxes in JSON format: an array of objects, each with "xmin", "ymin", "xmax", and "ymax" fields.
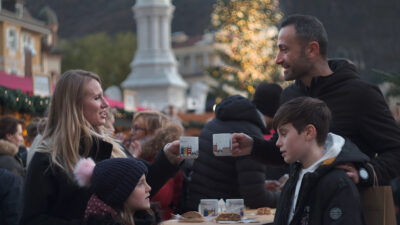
[{"xmin": 231, "ymin": 14, "xmax": 400, "ymax": 186}]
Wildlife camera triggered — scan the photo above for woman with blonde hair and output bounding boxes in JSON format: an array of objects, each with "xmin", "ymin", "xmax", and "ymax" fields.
[
  {"xmin": 127, "ymin": 111, "xmax": 169, "ymax": 158},
  {"xmin": 20, "ymin": 70, "xmax": 181, "ymax": 225}
]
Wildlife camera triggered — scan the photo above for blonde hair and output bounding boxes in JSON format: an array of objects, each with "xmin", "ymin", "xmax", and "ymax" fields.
[
  {"xmin": 119, "ymin": 203, "xmax": 155, "ymax": 225},
  {"xmin": 106, "ymin": 107, "xmax": 117, "ymax": 121},
  {"xmin": 43, "ymin": 69, "xmax": 126, "ymax": 176},
  {"xmin": 133, "ymin": 111, "xmax": 169, "ymax": 137},
  {"xmin": 118, "ymin": 204, "xmax": 135, "ymax": 225}
]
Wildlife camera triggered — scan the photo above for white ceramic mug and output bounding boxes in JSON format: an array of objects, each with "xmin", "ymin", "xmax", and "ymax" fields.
[
  {"xmin": 180, "ymin": 136, "xmax": 199, "ymax": 159},
  {"xmin": 212, "ymin": 133, "xmax": 232, "ymax": 156}
]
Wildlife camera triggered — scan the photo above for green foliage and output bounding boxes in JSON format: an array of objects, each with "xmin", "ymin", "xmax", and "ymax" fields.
[
  {"xmin": 60, "ymin": 32, "xmax": 136, "ymax": 89},
  {"xmin": 0, "ymin": 86, "xmax": 135, "ymax": 119},
  {"xmin": 0, "ymin": 86, "xmax": 49, "ymax": 115},
  {"xmin": 372, "ymin": 69, "xmax": 400, "ymax": 97},
  {"xmin": 182, "ymin": 121, "xmax": 205, "ymax": 129},
  {"xmin": 115, "ymin": 107, "xmax": 134, "ymax": 121}
]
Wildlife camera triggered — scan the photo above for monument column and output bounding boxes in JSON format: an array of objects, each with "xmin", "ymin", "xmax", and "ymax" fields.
[{"xmin": 122, "ymin": 0, "xmax": 187, "ymax": 110}]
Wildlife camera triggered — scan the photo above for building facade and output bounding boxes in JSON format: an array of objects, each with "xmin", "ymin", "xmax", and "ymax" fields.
[{"xmin": 0, "ymin": 0, "xmax": 60, "ymax": 88}]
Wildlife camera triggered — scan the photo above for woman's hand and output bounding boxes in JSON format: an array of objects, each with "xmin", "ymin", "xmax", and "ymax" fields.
[
  {"xmin": 128, "ymin": 140, "xmax": 142, "ymax": 158},
  {"xmin": 163, "ymin": 140, "xmax": 183, "ymax": 165}
]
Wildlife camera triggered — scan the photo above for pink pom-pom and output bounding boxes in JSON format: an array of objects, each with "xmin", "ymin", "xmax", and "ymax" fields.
[{"xmin": 74, "ymin": 158, "xmax": 95, "ymax": 187}]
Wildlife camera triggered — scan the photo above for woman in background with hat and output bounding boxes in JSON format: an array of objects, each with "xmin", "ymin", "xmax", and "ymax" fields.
[{"xmin": 19, "ymin": 70, "xmax": 181, "ymax": 225}]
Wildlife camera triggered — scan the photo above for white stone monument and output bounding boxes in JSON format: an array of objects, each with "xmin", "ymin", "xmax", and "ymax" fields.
[
  {"xmin": 121, "ymin": 0, "xmax": 187, "ymax": 111},
  {"xmin": 105, "ymin": 85, "xmax": 122, "ymax": 101}
]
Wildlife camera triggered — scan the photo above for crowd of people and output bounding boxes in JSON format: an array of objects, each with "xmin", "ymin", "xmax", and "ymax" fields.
[{"xmin": 0, "ymin": 14, "xmax": 400, "ymax": 225}]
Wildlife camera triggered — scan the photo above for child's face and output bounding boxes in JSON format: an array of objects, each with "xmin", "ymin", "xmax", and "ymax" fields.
[
  {"xmin": 127, "ymin": 175, "xmax": 151, "ymax": 212},
  {"xmin": 276, "ymin": 123, "xmax": 309, "ymax": 164}
]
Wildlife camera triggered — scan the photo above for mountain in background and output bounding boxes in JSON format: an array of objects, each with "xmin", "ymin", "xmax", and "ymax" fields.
[
  {"xmin": 26, "ymin": 0, "xmax": 399, "ymax": 81},
  {"xmin": 26, "ymin": 0, "xmax": 216, "ymax": 39}
]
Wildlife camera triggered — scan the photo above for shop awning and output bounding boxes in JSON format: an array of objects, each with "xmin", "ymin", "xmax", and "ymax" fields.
[
  {"xmin": 0, "ymin": 72, "xmax": 33, "ymax": 95},
  {"xmin": 104, "ymin": 97, "xmax": 124, "ymax": 109}
]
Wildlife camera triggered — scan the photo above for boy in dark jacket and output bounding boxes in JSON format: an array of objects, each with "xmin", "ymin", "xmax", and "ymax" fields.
[{"xmin": 272, "ymin": 97, "xmax": 368, "ymax": 225}]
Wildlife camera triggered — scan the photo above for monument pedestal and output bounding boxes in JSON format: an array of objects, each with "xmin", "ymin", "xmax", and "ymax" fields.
[{"xmin": 121, "ymin": 0, "xmax": 187, "ymax": 111}]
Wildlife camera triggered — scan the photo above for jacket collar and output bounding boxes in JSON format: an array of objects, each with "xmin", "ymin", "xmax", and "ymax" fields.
[
  {"xmin": 294, "ymin": 59, "xmax": 359, "ymax": 92},
  {"xmin": 80, "ymin": 137, "xmax": 113, "ymax": 162},
  {"xmin": 0, "ymin": 139, "xmax": 18, "ymax": 156}
]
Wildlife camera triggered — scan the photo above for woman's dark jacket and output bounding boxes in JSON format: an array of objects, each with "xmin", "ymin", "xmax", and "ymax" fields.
[
  {"xmin": 19, "ymin": 138, "xmax": 179, "ymax": 225},
  {"xmin": 185, "ymin": 95, "xmax": 279, "ymax": 211}
]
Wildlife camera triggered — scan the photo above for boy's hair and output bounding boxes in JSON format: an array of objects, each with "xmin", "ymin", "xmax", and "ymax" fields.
[{"xmin": 272, "ymin": 97, "xmax": 331, "ymax": 145}]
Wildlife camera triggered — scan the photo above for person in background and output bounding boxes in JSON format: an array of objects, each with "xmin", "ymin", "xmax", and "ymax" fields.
[
  {"xmin": 141, "ymin": 122, "xmax": 184, "ymax": 219},
  {"xmin": 127, "ymin": 111, "xmax": 169, "ymax": 158},
  {"xmin": 252, "ymin": 82, "xmax": 289, "ymax": 191},
  {"xmin": 104, "ymin": 107, "xmax": 117, "ymax": 136},
  {"xmin": 0, "ymin": 168, "xmax": 23, "ymax": 225},
  {"xmin": 184, "ymin": 93, "xmax": 281, "ymax": 212},
  {"xmin": 162, "ymin": 105, "xmax": 183, "ymax": 125},
  {"xmin": 0, "ymin": 116, "xmax": 25, "ymax": 177},
  {"xmin": 20, "ymin": 69, "xmax": 182, "ymax": 225},
  {"xmin": 26, "ymin": 118, "xmax": 40, "ymax": 148},
  {"xmin": 26, "ymin": 118, "xmax": 47, "ymax": 168},
  {"xmin": 272, "ymin": 97, "xmax": 367, "ymax": 225},
  {"xmin": 74, "ymin": 157, "xmax": 154, "ymax": 225},
  {"xmin": 252, "ymin": 82, "xmax": 282, "ymax": 139}
]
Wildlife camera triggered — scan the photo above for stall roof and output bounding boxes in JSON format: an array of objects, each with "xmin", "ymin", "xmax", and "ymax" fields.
[
  {"xmin": 0, "ymin": 72, "xmax": 130, "ymax": 109},
  {"xmin": 0, "ymin": 72, "xmax": 33, "ymax": 95}
]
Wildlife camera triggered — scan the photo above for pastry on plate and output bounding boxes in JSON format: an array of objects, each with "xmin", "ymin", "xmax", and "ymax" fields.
[
  {"xmin": 256, "ymin": 207, "xmax": 272, "ymax": 215},
  {"xmin": 180, "ymin": 211, "xmax": 205, "ymax": 223},
  {"xmin": 215, "ymin": 212, "xmax": 241, "ymax": 221}
]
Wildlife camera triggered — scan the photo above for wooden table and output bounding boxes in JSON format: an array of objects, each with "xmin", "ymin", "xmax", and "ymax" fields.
[{"xmin": 162, "ymin": 209, "xmax": 275, "ymax": 225}]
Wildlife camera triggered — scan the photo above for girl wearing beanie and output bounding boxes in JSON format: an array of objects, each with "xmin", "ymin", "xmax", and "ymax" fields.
[
  {"xmin": 75, "ymin": 157, "xmax": 153, "ymax": 225},
  {"xmin": 19, "ymin": 70, "xmax": 182, "ymax": 225}
]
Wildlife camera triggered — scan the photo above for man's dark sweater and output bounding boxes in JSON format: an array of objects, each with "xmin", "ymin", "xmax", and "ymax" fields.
[{"xmin": 252, "ymin": 59, "xmax": 400, "ymax": 185}]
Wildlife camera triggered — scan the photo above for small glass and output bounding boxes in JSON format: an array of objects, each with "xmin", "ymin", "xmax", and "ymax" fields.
[
  {"xmin": 226, "ymin": 199, "xmax": 244, "ymax": 216},
  {"xmin": 198, "ymin": 199, "xmax": 219, "ymax": 217}
]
